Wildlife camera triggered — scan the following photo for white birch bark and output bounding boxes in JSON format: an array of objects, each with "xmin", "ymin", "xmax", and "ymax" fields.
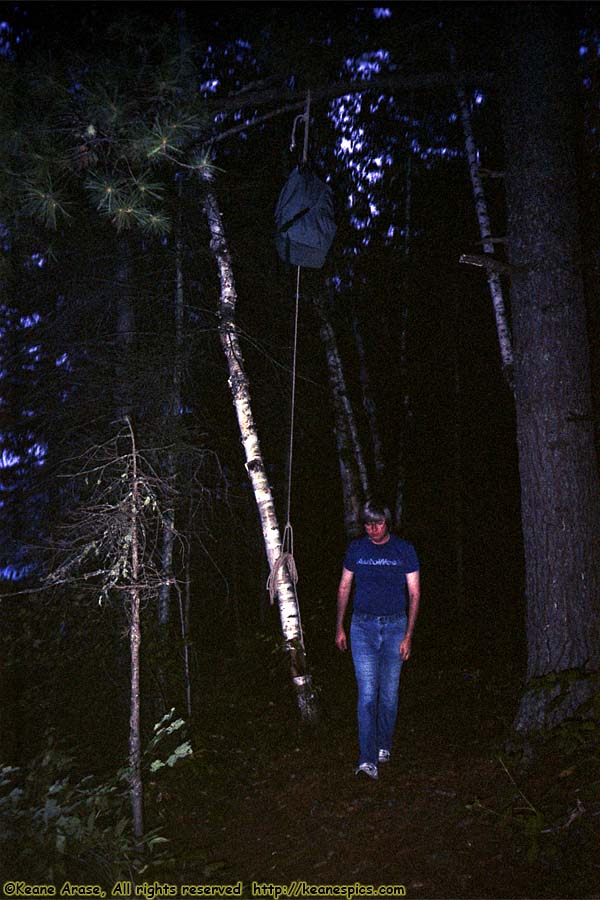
[
  {"xmin": 324, "ymin": 349, "xmax": 362, "ymax": 539},
  {"xmin": 351, "ymin": 308, "xmax": 385, "ymax": 489},
  {"xmin": 455, "ymin": 73, "xmax": 515, "ymax": 391},
  {"xmin": 314, "ymin": 295, "xmax": 370, "ymax": 504},
  {"xmin": 204, "ymin": 189, "xmax": 317, "ymax": 723},
  {"xmin": 126, "ymin": 417, "xmax": 144, "ymax": 844}
]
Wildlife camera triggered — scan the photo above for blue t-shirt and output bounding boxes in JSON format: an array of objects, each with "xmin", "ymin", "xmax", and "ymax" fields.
[{"xmin": 343, "ymin": 534, "xmax": 419, "ymax": 616}]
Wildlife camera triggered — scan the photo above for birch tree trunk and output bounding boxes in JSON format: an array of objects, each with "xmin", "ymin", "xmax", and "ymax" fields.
[
  {"xmin": 204, "ymin": 189, "xmax": 317, "ymax": 724},
  {"xmin": 501, "ymin": 6, "xmax": 600, "ymax": 732},
  {"xmin": 313, "ymin": 294, "xmax": 369, "ymax": 536},
  {"xmin": 126, "ymin": 417, "xmax": 144, "ymax": 843},
  {"xmin": 454, "ymin": 56, "xmax": 515, "ymax": 392},
  {"xmin": 351, "ymin": 305, "xmax": 385, "ymax": 491}
]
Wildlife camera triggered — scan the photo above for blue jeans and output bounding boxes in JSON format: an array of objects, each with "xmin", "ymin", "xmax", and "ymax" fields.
[{"xmin": 350, "ymin": 613, "xmax": 407, "ymax": 766}]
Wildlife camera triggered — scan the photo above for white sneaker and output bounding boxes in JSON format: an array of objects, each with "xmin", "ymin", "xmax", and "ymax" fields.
[
  {"xmin": 378, "ymin": 749, "xmax": 391, "ymax": 763},
  {"xmin": 354, "ymin": 762, "xmax": 378, "ymax": 780}
]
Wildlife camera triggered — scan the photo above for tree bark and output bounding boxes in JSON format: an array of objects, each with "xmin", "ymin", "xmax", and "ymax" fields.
[
  {"xmin": 204, "ymin": 189, "xmax": 318, "ymax": 723},
  {"xmin": 313, "ymin": 295, "xmax": 368, "ymax": 537},
  {"xmin": 126, "ymin": 417, "xmax": 144, "ymax": 843},
  {"xmin": 501, "ymin": 6, "xmax": 600, "ymax": 732},
  {"xmin": 454, "ymin": 50, "xmax": 515, "ymax": 392},
  {"xmin": 351, "ymin": 304, "xmax": 385, "ymax": 492}
]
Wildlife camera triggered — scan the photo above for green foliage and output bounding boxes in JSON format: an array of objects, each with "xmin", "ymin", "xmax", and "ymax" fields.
[
  {"xmin": 147, "ymin": 711, "xmax": 193, "ymax": 773},
  {"xmin": 1, "ymin": 15, "xmax": 216, "ymax": 239},
  {"xmin": 467, "ymin": 705, "xmax": 600, "ymax": 868},
  {"xmin": 527, "ymin": 666, "xmax": 594, "ymax": 696},
  {"xmin": 0, "ymin": 710, "xmax": 192, "ymax": 885},
  {"xmin": 551, "ymin": 717, "xmax": 600, "ymax": 757},
  {"xmin": 83, "ymin": 173, "xmax": 171, "ymax": 234},
  {"xmin": 466, "ymin": 759, "xmax": 548, "ymax": 865},
  {"xmin": 139, "ymin": 114, "xmax": 208, "ymax": 160},
  {"xmin": 20, "ymin": 175, "xmax": 72, "ymax": 229}
]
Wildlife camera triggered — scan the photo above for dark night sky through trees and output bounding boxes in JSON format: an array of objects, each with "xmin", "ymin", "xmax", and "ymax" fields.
[{"xmin": 1, "ymin": 1, "xmax": 600, "ymax": 891}]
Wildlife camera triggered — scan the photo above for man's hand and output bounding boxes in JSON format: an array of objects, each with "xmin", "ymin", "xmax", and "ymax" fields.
[
  {"xmin": 336, "ymin": 568, "xmax": 353, "ymax": 653},
  {"xmin": 400, "ymin": 633, "xmax": 412, "ymax": 661}
]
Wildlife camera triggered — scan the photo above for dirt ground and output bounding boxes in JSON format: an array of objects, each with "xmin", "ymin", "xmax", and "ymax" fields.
[{"xmin": 157, "ymin": 643, "xmax": 600, "ymax": 900}]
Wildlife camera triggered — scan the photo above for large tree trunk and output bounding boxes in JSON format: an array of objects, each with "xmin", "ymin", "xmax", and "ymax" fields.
[
  {"xmin": 204, "ymin": 189, "xmax": 318, "ymax": 724},
  {"xmin": 501, "ymin": 6, "xmax": 600, "ymax": 732}
]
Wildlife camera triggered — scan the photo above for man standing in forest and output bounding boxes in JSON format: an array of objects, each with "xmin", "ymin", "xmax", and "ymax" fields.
[{"xmin": 336, "ymin": 499, "xmax": 420, "ymax": 779}]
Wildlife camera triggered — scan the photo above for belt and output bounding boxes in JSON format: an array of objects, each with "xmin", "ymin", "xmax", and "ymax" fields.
[{"xmin": 353, "ymin": 612, "xmax": 406, "ymax": 623}]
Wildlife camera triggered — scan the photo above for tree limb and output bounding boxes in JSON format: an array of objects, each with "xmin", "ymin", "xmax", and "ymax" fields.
[
  {"xmin": 203, "ymin": 69, "xmax": 495, "ymax": 113},
  {"xmin": 459, "ymin": 253, "xmax": 514, "ymax": 276},
  {"xmin": 479, "ymin": 168, "xmax": 505, "ymax": 179}
]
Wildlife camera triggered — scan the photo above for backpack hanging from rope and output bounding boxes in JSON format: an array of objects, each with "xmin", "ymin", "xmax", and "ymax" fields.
[
  {"xmin": 274, "ymin": 94, "xmax": 336, "ymax": 270},
  {"xmin": 268, "ymin": 92, "xmax": 336, "ymax": 605},
  {"xmin": 274, "ymin": 167, "xmax": 337, "ymax": 268}
]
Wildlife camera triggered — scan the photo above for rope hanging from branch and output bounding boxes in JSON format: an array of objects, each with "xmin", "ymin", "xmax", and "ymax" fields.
[
  {"xmin": 269, "ymin": 91, "xmax": 336, "ymax": 606},
  {"xmin": 274, "ymin": 92, "xmax": 336, "ymax": 270},
  {"xmin": 268, "ymin": 93, "xmax": 311, "ymax": 606},
  {"xmin": 267, "ymin": 263, "xmax": 301, "ymax": 605}
]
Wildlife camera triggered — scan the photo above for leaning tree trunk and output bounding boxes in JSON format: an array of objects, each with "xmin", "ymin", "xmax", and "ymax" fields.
[
  {"xmin": 351, "ymin": 304, "xmax": 385, "ymax": 491},
  {"xmin": 501, "ymin": 6, "xmax": 600, "ymax": 732},
  {"xmin": 204, "ymin": 189, "xmax": 318, "ymax": 724},
  {"xmin": 313, "ymin": 294, "xmax": 369, "ymax": 537},
  {"xmin": 453, "ymin": 49, "xmax": 515, "ymax": 392}
]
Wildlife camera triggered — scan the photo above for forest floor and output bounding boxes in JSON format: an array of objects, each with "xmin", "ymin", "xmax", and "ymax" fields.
[{"xmin": 152, "ymin": 631, "xmax": 600, "ymax": 900}]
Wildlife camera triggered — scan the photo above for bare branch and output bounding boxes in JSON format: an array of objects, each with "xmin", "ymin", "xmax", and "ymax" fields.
[
  {"xmin": 181, "ymin": 70, "xmax": 495, "ymax": 151},
  {"xmin": 459, "ymin": 253, "xmax": 514, "ymax": 276},
  {"xmin": 202, "ymin": 69, "xmax": 495, "ymax": 113}
]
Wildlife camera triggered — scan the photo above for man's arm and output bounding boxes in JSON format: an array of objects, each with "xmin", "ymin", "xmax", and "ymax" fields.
[
  {"xmin": 336, "ymin": 567, "xmax": 354, "ymax": 651},
  {"xmin": 399, "ymin": 570, "xmax": 420, "ymax": 660}
]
